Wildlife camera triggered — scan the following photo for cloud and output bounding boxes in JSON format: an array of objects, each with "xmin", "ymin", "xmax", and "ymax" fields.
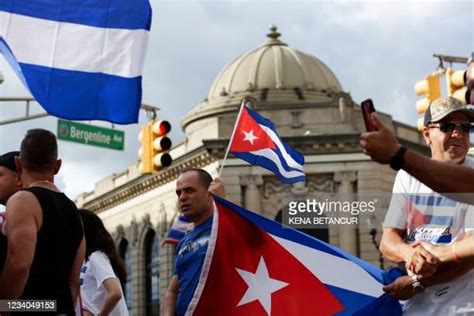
[{"xmin": 0, "ymin": 0, "xmax": 472, "ymax": 199}]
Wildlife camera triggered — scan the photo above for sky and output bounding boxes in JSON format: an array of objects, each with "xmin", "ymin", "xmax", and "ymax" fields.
[{"xmin": 0, "ymin": 0, "xmax": 472, "ymax": 200}]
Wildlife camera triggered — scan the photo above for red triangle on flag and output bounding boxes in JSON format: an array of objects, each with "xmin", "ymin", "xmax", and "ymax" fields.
[
  {"xmin": 229, "ymin": 107, "xmax": 276, "ymax": 153},
  {"xmin": 192, "ymin": 203, "xmax": 344, "ymax": 316}
]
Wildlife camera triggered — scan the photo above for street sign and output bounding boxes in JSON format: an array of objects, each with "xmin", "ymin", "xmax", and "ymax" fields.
[{"xmin": 57, "ymin": 119, "xmax": 125, "ymax": 151}]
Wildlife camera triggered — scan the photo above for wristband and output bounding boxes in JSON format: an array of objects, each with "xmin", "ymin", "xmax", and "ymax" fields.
[{"xmin": 389, "ymin": 146, "xmax": 407, "ymax": 171}]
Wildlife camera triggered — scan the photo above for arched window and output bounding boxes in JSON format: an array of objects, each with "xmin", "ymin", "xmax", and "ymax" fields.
[
  {"xmin": 145, "ymin": 230, "xmax": 160, "ymax": 315},
  {"xmin": 119, "ymin": 239, "xmax": 133, "ymax": 315}
]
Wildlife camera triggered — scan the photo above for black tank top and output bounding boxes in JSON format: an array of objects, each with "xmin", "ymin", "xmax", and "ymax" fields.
[{"xmin": 20, "ymin": 187, "xmax": 83, "ymax": 315}]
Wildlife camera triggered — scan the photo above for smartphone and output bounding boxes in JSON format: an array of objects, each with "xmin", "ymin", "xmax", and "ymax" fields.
[{"xmin": 361, "ymin": 99, "xmax": 378, "ymax": 132}]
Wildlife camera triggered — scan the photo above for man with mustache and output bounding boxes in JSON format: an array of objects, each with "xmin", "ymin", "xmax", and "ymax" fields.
[{"xmin": 380, "ymin": 96, "xmax": 474, "ymax": 315}]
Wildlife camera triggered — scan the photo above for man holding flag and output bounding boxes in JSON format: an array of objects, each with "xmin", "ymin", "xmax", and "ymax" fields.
[
  {"xmin": 163, "ymin": 99, "xmax": 403, "ymax": 315},
  {"xmin": 163, "ymin": 169, "xmax": 225, "ymax": 316},
  {"xmin": 164, "ymin": 168, "xmax": 402, "ymax": 315}
]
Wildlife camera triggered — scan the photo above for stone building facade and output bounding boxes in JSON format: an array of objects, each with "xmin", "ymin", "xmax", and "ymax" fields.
[{"xmin": 76, "ymin": 26, "xmax": 429, "ymax": 315}]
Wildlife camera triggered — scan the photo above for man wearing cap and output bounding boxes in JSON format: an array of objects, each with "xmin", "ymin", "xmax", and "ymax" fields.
[
  {"xmin": 360, "ymin": 60, "xmax": 474, "ymax": 203},
  {"xmin": 379, "ymin": 96, "xmax": 474, "ymax": 315},
  {"xmin": 0, "ymin": 151, "xmax": 22, "ymax": 273}
]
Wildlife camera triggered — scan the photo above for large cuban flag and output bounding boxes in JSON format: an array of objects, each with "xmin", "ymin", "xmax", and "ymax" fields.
[
  {"xmin": 187, "ymin": 196, "xmax": 403, "ymax": 315},
  {"xmin": 0, "ymin": 0, "xmax": 152, "ymax": 124},
  {"xmin": 229, "ymin": 106, "xmax": 305, "ymax": 184}
]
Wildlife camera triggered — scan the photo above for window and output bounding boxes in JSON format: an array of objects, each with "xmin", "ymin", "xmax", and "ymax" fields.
[{"xmin": 145, "ymin": 230, "xmax": 160, "ymax": 315}]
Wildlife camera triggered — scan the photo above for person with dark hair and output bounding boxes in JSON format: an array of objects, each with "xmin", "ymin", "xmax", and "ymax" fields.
[
  {"xmin": 0, "ymin": 151, "xmax": 21, "ymax": 206},
  {"xmin": 79, "ymin": 209, "xmax": 128, "ymax": 316},
  {"xmin": 164, "ymin": 169, "xmax": 225, "ymax": 316},
  {"xmin": 0, "ymin": 151, "xmax": 22, "ymax": 274},
  {"xmin": 0, "ymin": 129, "xmax": 85, "ymax": 315}
]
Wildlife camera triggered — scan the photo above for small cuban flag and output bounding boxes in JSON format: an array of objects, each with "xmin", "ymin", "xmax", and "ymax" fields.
[
  {"xmin": 0, "ymin": 0, "xmax": 152, "ymax": 124},
  {"xmin": 228, "ymin": 104, "xmax": 305, "ymax": 184},
  {"xmin": 162, "ymin": 215, "xmax": 192, "ymax": 246}
]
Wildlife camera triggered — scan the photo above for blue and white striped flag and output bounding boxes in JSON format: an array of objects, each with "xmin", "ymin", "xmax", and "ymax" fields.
[{"xmin": 0, "ymin": 0, "xmax": 152, "ymax": 124}]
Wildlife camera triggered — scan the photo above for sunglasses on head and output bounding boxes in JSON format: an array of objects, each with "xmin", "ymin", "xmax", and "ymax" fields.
[{"xmin": 428, "ymin": 122, "xmax": 474, "ymax": 133}]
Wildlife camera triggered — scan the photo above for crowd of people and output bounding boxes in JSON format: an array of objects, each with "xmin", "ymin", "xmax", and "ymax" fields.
[
  {"xmin": 0, "ymin": 60, "xmax": 472, "ymax": 316},
  {"xmin": 0, "ymin": 130, "xmax": 128, "ymax": 315},
  {"xmin": 163, "ymin": 100, "xmax": 474, "ymax": 315}
]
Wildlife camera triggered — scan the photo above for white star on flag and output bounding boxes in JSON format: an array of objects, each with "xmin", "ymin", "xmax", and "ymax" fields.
[
  {"xmin": 242, "ymin": 129, "xmax": 259, "ymax": 145},
  {"xmin": 236, "ymin": 256, "xmax": 289, "ymax": 315}
]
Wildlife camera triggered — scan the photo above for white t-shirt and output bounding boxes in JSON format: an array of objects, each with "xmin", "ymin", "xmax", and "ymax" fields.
[
  {"xmin": 384, "ymin": 157, "xmax": 474, "ymax": 316},
  {"xmin": 80, "ymin": 251, "xmax": 129, "ymax": 316}
]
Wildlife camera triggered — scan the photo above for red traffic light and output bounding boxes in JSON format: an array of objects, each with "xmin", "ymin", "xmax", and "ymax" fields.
[{"xmin": 153, "ymin": 120, "xmax": 171, "ymax": 136}]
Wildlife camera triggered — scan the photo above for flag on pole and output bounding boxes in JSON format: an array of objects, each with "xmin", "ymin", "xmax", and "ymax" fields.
[
  {"xmin": 0, "ymin": 0, "xmax": 152, "ymax": 124},
  {"xmin": 187, "ymin": 196, "xmax": 403, "ymax": 315},
  {"xmin": 162, "ymin": 215, "xmax": 191, "ymax": 246},
  {"xmin": 229, "ymin": 105, "xmax": 305, "ymax": 184}
]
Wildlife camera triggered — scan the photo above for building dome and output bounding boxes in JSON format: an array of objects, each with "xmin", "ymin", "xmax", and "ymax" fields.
[
  {"xmin": 208, "ymin": 26, "xmax": 342, "ymax": 99},
  {"xmin": 182, "ymin": 25, "xmax": 344, "ymax": 130}
]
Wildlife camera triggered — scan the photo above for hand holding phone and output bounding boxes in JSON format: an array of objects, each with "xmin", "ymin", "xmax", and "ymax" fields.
[{"xmin": 361, "ymin": 99, "xmax": 378, "ymax": 132}]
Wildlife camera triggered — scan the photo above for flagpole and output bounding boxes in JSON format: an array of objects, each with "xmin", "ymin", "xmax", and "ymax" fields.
[{"xmin": 218, "ymin": 98, "xmax": 247, "ymax": 176}]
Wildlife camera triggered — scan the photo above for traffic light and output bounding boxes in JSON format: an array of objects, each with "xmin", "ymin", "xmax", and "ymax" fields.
[
  {"xmin": 151, "ymin": 120, "xmax": 172, "ymax": 169},
  {"xmin": 446, "ymin": 67, "xmax": 470, "ymax": 104},
  {"xmin": 414, "ymin": 74, "xmax": 440, "ymax": 130},
  {"xmin": 138, "ymin": 121, "xmax": 154, "ymax": 174},
  {"xmin": 138, "ymin": 120, "xmax": 172, "ymax": 174}
]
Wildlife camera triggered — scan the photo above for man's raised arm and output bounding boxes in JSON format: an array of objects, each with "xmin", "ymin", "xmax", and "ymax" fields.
[{"xmin": 361, "ymin": 113, "xmax": 474, "ymax": 203}]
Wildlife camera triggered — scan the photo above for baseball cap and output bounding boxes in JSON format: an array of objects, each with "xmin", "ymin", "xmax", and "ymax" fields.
[
  {"xmin": 0, "ymin": 151, "xmax": 19, "ymax": 172},
  {"xmin": 424, "ymin": 96, "xmax": 474, "ymax": 126}
]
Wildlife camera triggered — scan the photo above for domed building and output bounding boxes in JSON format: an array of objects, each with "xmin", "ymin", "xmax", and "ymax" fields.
[
  {"xmin": 76, "ymin": 26, "xmax": 428, "ymax": 315},
  {"xmin": 182, "ymin": 26, "xmax": 351, "ymax": 153}
]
